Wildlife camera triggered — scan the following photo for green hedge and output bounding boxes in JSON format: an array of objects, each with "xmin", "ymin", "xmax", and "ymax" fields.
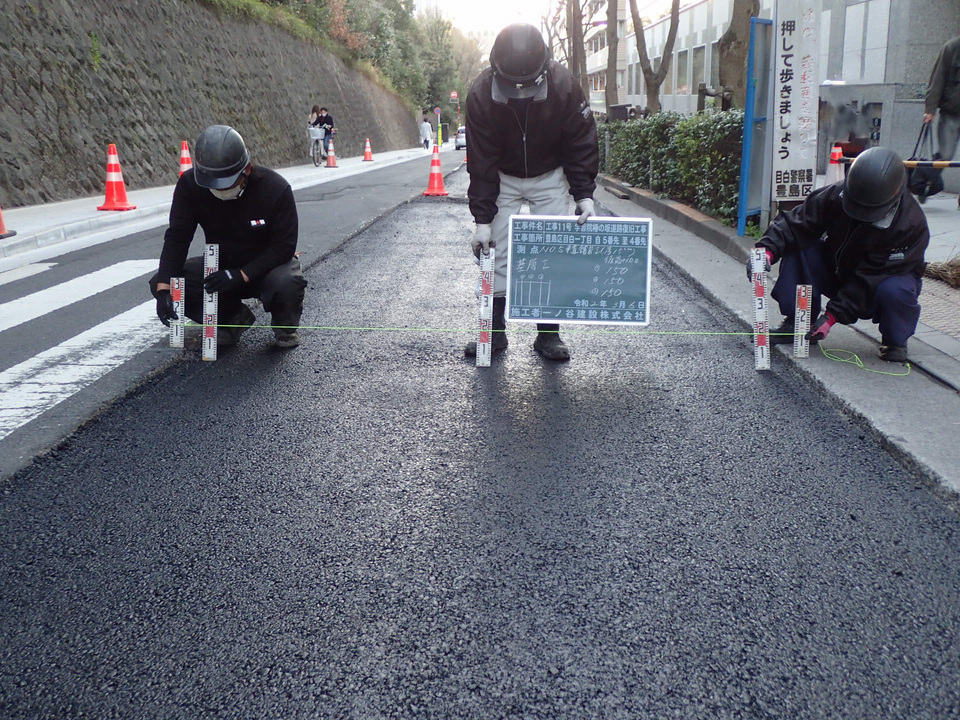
[{"xmin": 597, "ymin": 110, "xmax": 744, "ymax": 224}]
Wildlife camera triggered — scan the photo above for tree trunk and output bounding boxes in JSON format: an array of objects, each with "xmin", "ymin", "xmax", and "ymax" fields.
[
  {"xmin": 628, "ymin": 0, "xmax": 680, "ymax": 114},
  {"xmin": 604, "ymin": 0, "xmax": 619, "ymax": 112},
  {"xmin": 718, "ymin": 0, "xmax": 760, "ymax": 110},
  {"xmin": 568, "ymin": 0, "xmax": 590, "ymax": 98}
]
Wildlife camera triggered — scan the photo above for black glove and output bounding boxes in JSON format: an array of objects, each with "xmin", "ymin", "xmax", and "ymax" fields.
[
  {"xmin": 155, "ymin": 289, "xmax": 178, "ymax": 328},
  {"xmin": 203, "ymin": 268, "xmax": 247, "ymax": 293},
  {"xmin": 745, "ymin": 249, "xmax": 773, "ymax": 282}
]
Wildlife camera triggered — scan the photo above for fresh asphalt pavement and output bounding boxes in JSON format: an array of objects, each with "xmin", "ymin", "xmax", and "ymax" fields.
[
  {"xmin": 1, "ymin": 169, "xmax": 958, "ymax": 719},
  {"xmin": 0, "ymin": 152, "xmax": 445, "ymax": 479}
]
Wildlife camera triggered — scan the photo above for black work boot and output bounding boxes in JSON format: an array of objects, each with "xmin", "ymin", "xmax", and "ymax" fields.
[
  {"xmin": 464, "ymin": 297, "xmax": 508, "ymax": 357},
  {"xmin": 768, "ymin": 317, "xmax": 818, "ymax": 346},
  {"xmin": 879, "ymin": 342, "xmax": 907, "ymax": 362},
  {"xmin": 533, "ymin": 323, "xmax": 570, "ymax": 361},
  {"xmin": 217, "ymin": 304, "xmax": 255, "ymax": 347}
]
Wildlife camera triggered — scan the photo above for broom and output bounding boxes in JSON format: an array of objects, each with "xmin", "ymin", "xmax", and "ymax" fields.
[{"xmin": 924, "ymin": 253, "xmax": 960, "ymax": 288}]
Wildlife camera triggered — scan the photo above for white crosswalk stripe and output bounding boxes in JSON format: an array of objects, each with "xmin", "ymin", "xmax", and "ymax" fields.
[
  {"xmin": 0, "ymin": 263, "xmax": 57, "ymax": 287},
  {"xmin": 0, "ymin": 260, "xmax": 157, "ymax": 333},
  {"xmin": 0, "ymin": 301, "xmax": 163, "ymax": 442}
]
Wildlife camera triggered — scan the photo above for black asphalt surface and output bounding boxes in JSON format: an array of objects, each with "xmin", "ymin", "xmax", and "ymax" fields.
[{"xmin": 2, "ymin": 171, "xmax": 959, "ymax": 718}]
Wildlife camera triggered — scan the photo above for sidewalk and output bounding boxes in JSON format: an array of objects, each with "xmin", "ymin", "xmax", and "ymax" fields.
[{"xmin": 0, "ymin": 144, "xmax": 457, "ymax": 272}]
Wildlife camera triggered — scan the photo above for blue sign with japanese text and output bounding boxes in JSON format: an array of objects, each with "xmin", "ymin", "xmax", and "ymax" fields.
[{"xmin": 506, "ymin": 215, "xmax": 652, "ymax": 325}]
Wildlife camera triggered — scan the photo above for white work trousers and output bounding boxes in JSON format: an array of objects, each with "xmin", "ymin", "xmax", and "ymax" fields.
[{"xmin": 489, "ymin": 167, "xmax": 571, "ymax": 297}]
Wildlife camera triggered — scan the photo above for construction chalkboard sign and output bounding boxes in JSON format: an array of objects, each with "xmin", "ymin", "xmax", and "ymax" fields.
[{"xmin": 506, "ymin": 215, "xmax": 652, "ymax": 325}]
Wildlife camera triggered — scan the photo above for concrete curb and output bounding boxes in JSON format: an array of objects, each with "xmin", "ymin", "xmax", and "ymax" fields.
[{"xmin": 597, "ymin": 173, "xmax": 960, "ymax": 395}]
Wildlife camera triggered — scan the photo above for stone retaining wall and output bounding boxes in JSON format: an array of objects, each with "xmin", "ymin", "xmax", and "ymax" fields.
[{"xmin": 0, "ymin": 0, "xmax": 419, "ymax": 207}]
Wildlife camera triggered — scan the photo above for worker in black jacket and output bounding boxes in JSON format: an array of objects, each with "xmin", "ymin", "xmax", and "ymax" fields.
[
  {"xmin": 749, "ymin": 147, "xmax": 928, "ymax": 363},
  {"xmin": 149, "ymin": 125, "xmax": 307, "ymax": 349},
  {"xmin": 464, "ymin": 23, "xmax": 599, "ymax": 361}
]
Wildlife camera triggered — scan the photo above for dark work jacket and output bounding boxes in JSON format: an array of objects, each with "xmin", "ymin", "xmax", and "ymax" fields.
[
  {"xmin": 311, "ymin": 113, "xmax": 335, "ymax": 136},
  {"xmin": 757, "ymin": 183, "xmax": 929, "ymax": 325},
  {"xmin": 466, "ymin": 60, "xmax": 599, "ymax": 224},
  {"xmin": 925, "ymin": 36, "xmax": 960, "ymax": 116},
  {"xmin": 157, "ymin": 166, "xmax": 298, "ymax": 284}
]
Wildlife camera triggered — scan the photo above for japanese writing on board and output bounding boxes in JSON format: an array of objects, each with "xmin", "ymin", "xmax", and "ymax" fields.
[
  {"xmin": 773, "ymin": 0, "xmax": 820, "ymax": 202},
  {"xmin": 506, "ymin": 215, "xmax": 652, "ymax": 325}
]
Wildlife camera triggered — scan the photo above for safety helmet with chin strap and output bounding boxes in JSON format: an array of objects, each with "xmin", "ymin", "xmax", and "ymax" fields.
[{"xmin": 489, "ymin": 24, "xmax": 549, "ymax": 100}]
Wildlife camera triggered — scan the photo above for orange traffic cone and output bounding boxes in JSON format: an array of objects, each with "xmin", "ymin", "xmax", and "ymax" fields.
[
  {"xmin": 0, "ymin": 206, "xmax": 16, "ymax": 240},
  {"xmin": 97, "ymin": 144, "xmax": 137, "ymax": 211},
  {"xmin": 179, "ymin": 141, "xmax": 193, "ymax": 177},
  {"xmin": 325, "ymin": 139, "xmax": 338, "ymax": 168},
  {"xmin": 423, "ymin": 143, "xmax": 448, "ymax": 197},
  {"xmin": 363, "ymin": 138, "xmax": 374, "ymax": 162},
  {"xmin": 826, "ymin": 144, "xmax": 844, "ymax": 185}
]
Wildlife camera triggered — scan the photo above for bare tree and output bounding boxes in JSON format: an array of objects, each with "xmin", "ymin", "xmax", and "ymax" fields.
[
  {"xmin": 543, "ymin": 1, "xmax": 568, "ymax": 66},
  {"xmin": 628, "ymin": 0, "xmax": 680, "ymax": 114},
  {"xmin": 604, "ymin": 0, "xmax": 619, "ymax": 111},
  {"xmin": 566, "ymin": 0, "xmax": 590, "ymax": 98}
]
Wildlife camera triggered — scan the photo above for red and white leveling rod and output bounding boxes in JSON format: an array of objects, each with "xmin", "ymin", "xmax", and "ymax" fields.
[
  {"xmin": 476, "ymin": 248, "xmax": 495, "ymax": 368},
  {"xmin": 751, "ymin": 248, "xmax": 770, "ymax": 371},
  {"xmin": 169, "ymin": 277, "xmax": 185, "ymax": 348},
  {"xmin": 793, "ymin": 284, "xmax": 812, "ymax": 358},
  {"xmin": 202, "ymin": 243, "xmax": 219, "ymax": 362}
]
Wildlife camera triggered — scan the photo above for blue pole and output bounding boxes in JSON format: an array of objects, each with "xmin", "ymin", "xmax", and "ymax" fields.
[{"xmin": 737, "ymin": 17, "xmax": 761, "ymax": 237}]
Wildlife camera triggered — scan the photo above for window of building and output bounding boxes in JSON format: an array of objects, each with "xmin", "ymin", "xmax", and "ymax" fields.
[
  {"xmin": 676, "ymin": 49, "xmax": 689, "ymax": 94},
  {"xmin": 618, "ymin": 69, "xmax": 625, "ymax": 88},
  {"xmin": 692, "ymin": 45, "xmax": 705, "ymax": 92},
  {"xmin": 711, "ymin": 42, "xmax": 720, "ymax": 88},
  {"xmin": 662, "ymin": 55, "xmax": 673, "ymax": 95},
  {"xmin": 628, "ymin": 64, "xmax": 634, "ymax": 94},
  {"xmin": 618, "ymin": 20, "xmax": 625, "ymax": 39}
]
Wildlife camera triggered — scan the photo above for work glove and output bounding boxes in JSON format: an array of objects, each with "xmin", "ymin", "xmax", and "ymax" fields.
[
  {"xmin": 745, "ymin": 248, "xmax": 774, "ymax": 282},
  {"xmin": 203, "ymin": 268, "xmax": 247, "ymax": 294},
  {"xmin": 471, "ymin": 223, "xmax": 493, "ymax": 260},
  {"xmin": 806, "ymin": 312, "xmax": 837, "ymax": 342},
  {"xmin": 575, "ymin": 197, "xmax": 595, "ymax": 225},
  {"xmin": 155, "ymin": 289, "xmax": 178, "ymax": 328}
]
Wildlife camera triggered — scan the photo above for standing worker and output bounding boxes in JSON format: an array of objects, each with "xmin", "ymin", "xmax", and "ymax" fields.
[
  {"xmin": 420, "ymin": 116, "xmax": 433, "ymax": 150},
  {"xmin": 464, "ymin": 23, "xmax": 599, "ymax": 361},
  {"xmin": 747, "ymin": 147, "xmax": 928, "ymax": 362},
  {"xmin": 922, "ymin": 35, "xmax": 960, "ymax": 208},
  {"xmin": 149, "ymin": 125, "xmax": 307, "ymax": 349}
]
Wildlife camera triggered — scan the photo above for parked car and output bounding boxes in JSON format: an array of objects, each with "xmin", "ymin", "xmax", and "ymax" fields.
[{"xmin": 455, "ymin": 126, "xmax": 466, "ymax": 150}]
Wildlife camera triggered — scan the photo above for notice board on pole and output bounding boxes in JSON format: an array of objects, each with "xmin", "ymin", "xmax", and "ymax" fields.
[{"xmin": 506, "ymin": 215, "xmax": 652, "ymax": 325}]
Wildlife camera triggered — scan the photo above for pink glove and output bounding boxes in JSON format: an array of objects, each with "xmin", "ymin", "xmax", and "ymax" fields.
[{"xmin": 806, "ymin": 312, "xmax": 836, "ymax": 342}]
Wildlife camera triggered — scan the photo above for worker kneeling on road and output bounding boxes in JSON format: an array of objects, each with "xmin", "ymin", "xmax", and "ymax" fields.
[
  {"xmin": 464, "ymin": 23, "xmax": 599, "ymax": 362},
  {"xmin": 748, "ymin": 146, "xmax": 929, "ymax": 362},
  {"xmin": 149, "ymin": 125, "xmax": 307, "ymax": 349}
]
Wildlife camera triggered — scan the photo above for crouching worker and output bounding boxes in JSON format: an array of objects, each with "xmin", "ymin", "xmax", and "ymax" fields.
[
  {"xmin": 149, "ymin": 125, "xmax": 307, "ymax": 349},
  {"xmin": 464, "ymin": 23, "xmax": 599, "ymax": 362},
  {"xmin": 748, "ymin": 147, "xmax": 928, "ymax": 362}
]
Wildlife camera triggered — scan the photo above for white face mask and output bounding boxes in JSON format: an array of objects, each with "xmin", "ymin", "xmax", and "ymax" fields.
[{"xmin": 210, "ymin": 175, "xmax": 247, "ymax": 201}]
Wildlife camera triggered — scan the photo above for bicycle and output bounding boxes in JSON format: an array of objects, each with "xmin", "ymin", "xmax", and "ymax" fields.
[{"xmin": 308, "ymin": 127, "xmax": 326, "ymax": 167}]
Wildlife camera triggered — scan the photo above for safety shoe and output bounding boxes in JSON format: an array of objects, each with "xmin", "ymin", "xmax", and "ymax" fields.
[
  {"xmin": 767, "ymin": 317, "xmax": 818, "ymax": 346},
  {"xmin": 464, "ymin": 297, "xmax": 508, "ymax": 358},
  {"xmin": 879, "ymin": 343, "xmax": 907, "ymax": 362},
  {"xmin": 217, "ymin": 304, "xmax": 255, "ymax": 347},
  {"xmin": 533, "ymin": 324, "xmax": 570, "ymax": 361},
  {"xmin": 273, "ymin": 330, "xmax": 301, "ymax": 348}
]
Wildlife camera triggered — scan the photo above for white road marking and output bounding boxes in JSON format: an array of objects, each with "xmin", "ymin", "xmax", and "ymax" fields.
[
  {"xmin": 0, "ymin": 301, "xmax": 164, "ymax": 441},
  {"xmin": 0, "ymin": 260, "xmax": 158, "ymax": 334},
  {"xmin": 0, "ymin": 263, "xmax": 57, "ymax": 287}
]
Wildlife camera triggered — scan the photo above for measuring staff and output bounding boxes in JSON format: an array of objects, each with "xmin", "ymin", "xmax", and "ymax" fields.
[
  {"xmin": 464, "ymin": 23, "xmax": 599, "ymax": 362},
  {"xmin": 149, "ymin": 125, "xmax": 307, "ymax": 349},
  {"xmin": 747, "ymin": 147, "xmax": 929, "ymax": 363}
]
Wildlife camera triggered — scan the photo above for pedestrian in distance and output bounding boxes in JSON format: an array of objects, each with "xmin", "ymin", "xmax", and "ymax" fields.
[
  {"xmin": 464, "ymin": 23, "xmax": 599, "ymax": 361},
  {"xmin": 420, "ymin": 116, "xmax": 433, "ymax": 150},
  {"xmin": 149, "ymin": 125, "xmax": 307, "ymax": 349},
  {"xmin": 922, "ymin": 35, "xmax": 960, "ymax": 208},
  {"xmin": 312, "ymin": 106, "xmax": 335, "ymax": 158},
  {"xmin": 747, "ymin": 146, "xmax": 929, "ymax": 363}
]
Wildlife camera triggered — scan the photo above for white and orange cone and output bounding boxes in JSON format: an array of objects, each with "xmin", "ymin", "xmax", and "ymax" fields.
[
  {"xmin": 423, "ymin": 143, "xmax": 448, "ymax": 196},
  {"xmin": 826, "ymin": 144, "xmax": 844, "ymax": 186},
  {"xmin": 97, "ymin": 144, "xmax": 137, "ymax": 211},
  {"xmin": 363, "ymin": 138, "xmax": 374, "ymax": 162},
  {"xmin": 0, "ymin": 205, "xmax": 16, "ymax": 240},
  {"xmin": 179, "ymin": 141, "xmax": 193, "ymax": 177},
  {"xmin": 325, "ymin": 139, "xmax": 338, "ymax": 168}
]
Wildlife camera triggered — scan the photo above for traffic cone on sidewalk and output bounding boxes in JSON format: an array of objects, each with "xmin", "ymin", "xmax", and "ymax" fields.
[
  {"xmin": 825, "ymin": 144, "xmax": 844, "ymax": 185},
  {"xmin": 325, "ymin": 139, "xmax": 338, "ymax": 168},
  {"xmin": 423, "ymin": 143, "xmax": 448, "ymax": 197},
  {"xmin": 179, "ymin": 141, "xmax": 193, "ymax": 177},
  {"xmin": 363, "ymin": 138, "xmax": 374, "ymax": 162},
  {"xmin": 0, "ymin": 206, "xmax": 16, "ymax": 240},
  {"xmin": 97, "ymin": 144, "xmax": 137, "ymax": 211}
]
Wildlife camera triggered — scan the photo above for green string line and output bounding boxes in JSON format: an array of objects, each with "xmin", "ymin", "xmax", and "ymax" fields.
[{"xmin": 180, "ymin": 322, "xmax": 912, "ymax": 377}]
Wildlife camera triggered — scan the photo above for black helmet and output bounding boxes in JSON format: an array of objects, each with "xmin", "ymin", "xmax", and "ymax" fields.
[
  {"xmin": 490, "ymin": 24, "xmax": 549, "ymax": 100},
  {"xmin": 194, "ymin": 125, "xmax": 250, "ymax": 189},
  {"xmin": 842, "ymin": 146, "xmax": 906, "ymax": 223}
]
